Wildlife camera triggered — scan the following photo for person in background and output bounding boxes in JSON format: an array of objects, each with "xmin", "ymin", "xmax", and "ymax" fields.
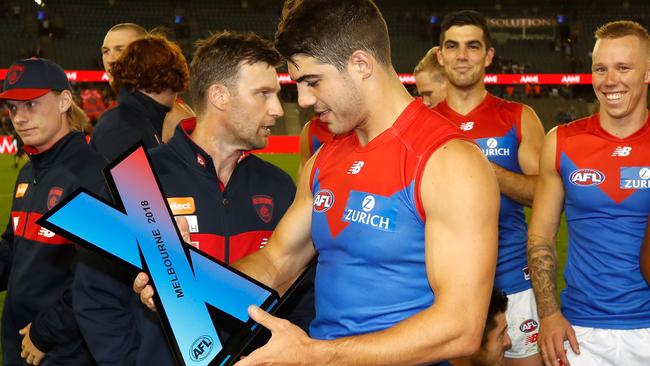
[
  {"xmin": 414, "ymin": 46, "xmax": 447, "ymax": 109},
  {"xmin": 100, "ymin": 22, "xmax": 194, "ymax": 142},
  {"xmin": 0, "ymin": 58, "xmax": 104, "ymax": 366}
]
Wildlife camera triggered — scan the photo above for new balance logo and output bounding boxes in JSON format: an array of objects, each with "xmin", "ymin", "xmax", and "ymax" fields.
[
  {"xmin": 259, "ymin": 237, "xmax": 269, "ymax": 249},
  {"xmin": 13, "ymin": 217, "xmax": 19, "ymax": 231},
  {"xmin": 611, "ymin": 146, "xmax": 632, "ymax": 157},
  {"xmin": 38, "ymin": 227, "xmax": 56, "ymax": 238},
  {"xmin": 459, "ymin": 122, "xmax": 474, "ymax": 131},
  {"xmin": 347, "ymin": 161, "xmax": 365, "ymax": 175}
]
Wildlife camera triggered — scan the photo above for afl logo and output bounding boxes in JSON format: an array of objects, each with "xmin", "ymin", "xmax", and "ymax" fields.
[
  {"xmin": 189, "ymin": 335, "xmax": 214, "ymax": 362},
  {"xmin": 639, "ymin": 168, "xmax": 650, "ymax": 180},
  {"xmin": 569, "ymin": 169, "xmax": 605, "ymax": 186},
  {"xmin": 519, "ymin": 319, "xmax": 539, "ymax": 333},
  {"xmin": 313, "ymin": 189, "xmax": 335, "ymax": 212},
  {"xmin": 6, "ymin": 64, "xmax": 25, "ymax": 85},
  {"xmin": 486, "ymin": 138, "xmax": 498, "ymax": 148}
]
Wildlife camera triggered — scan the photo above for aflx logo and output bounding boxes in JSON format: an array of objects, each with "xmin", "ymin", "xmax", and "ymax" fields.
[{"xmin": 39, "ymin": 146, "xmax": 279, "ymax": 366}]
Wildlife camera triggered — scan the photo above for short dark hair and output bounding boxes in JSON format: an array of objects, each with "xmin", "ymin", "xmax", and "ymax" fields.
[
  {"xmin": 189, "ymin": 31, "xmax": 281, "ymax": 114},
  {"xmin": 275, "ymin": 0, "xmax": 391, "ymax": 71},
  {"xmin": 107, "ymin": 22, "xmax": 148, "ymax": 37},
  {"xmin": 440, "ymin": 10, "xmax": 492, "ymax": 50},
  {"xmin": 482, "ymin": 288, "xmax": 508, "ymax": 346},
  {"xmin": 111, "ymin": 35, "xmax": 189, "ymax": 94}
]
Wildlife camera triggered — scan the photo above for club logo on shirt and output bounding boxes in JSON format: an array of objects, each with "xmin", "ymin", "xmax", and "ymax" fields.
[
  {"xmin": 252, "ymin": 195, "xmax": 274, "ymax": 223},
  {"xmin": 313, "ymin": 189, "xmax": 335, "ymax": 212},
  {"xmin": 168, "ymin": 197, "xmax": 196, "ymax": 215},
  {"xmin": 347, "ymin": 161, "xmax": 365, "ymax": 175},
  {"xmin": 611, "ymin": 146, "xmax": 632, "ymax": 157},
  {"xmin": 342, "ymin": 191, "xmax": 396, "ymax": 232},
  {"xmin": 459, "ymin": 121, "xmax": 474, "ymax": 131},
  {"xmin": 519, "ymin": 319, "xmax": 539, "ymax": 333},
  {"xmin": 569, "ymin": 169, "xmax": 605, "ymax": 187},
  {"xmin": 620, "ymin": 167, "xmax": 650, "ymax": 189},
  {"xmin": 480, "ymin": 138, "xmax": 510, "ymax": 157},
  {"xmin": 47, "ymin": 187, "xmax": 64, "ymax": 210},
  {"xmin": 15, "ymin": 183, "xmax": 29, "ymax": 198}
]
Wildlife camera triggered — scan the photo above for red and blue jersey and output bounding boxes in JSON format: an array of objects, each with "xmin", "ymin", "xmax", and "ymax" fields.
[
  {"xmin": 557, "ymin": 113, "xmax": 650, "ymax": 329},
  {"xmin": 309, "ymin": 100, "xmax": 465, "ymax": 339},
  {"xmin": 434, "ymin": 94, "xmax": 529, "ymax": 294},
  {"xmin": 307, "ymin": 117, "xmax": 335, "ymax": 155}
]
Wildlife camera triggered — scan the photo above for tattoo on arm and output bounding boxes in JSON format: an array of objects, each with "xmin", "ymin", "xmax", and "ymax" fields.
[{"xmin": 527, "ymin": 235, "xmax": 559, "ymax": 318}]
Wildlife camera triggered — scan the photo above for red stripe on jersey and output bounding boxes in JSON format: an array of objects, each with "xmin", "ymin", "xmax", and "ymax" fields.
[
  {"xmin": 12, "ymin": 211, "xmax": 73, "ymax": 245},
  {"xmin": 188, "ymin": 233, "xmax": 225, "ymax": 261},
  {"xmin": 188, "ymin": 230, "xmax": 272, "ymax": 263},
  {"xmin": 229, "ymin": 231, "xmax": 273, "ymax": 262}
]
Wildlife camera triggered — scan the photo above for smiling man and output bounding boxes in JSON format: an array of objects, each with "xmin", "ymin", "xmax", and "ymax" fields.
[
  {"xmin": 527, "ymin": 20, "xmax": 650, "ymax": 366},
  {"xmin": 433, "ymin": 11, "xmax": 545, "ymax": 366}
]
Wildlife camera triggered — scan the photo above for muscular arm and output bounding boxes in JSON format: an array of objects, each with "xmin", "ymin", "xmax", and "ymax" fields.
[
  {"xmin": 492, "ymin": 105, "xmax": 545, "ymax": 207},
  {"xmin": 527, "ymin": 128, "xmax": 564, "ymax": 318},
  {"xmin": 641, "ymin": 215, "xmax": 650, "ymax": 285},
  {"xmin": 307, "ymin": 140, "xmax": 500, "ymax": 365},
  {"xmin": 233, "ymin": 153, "xmax": 317, "ymax": 291}
]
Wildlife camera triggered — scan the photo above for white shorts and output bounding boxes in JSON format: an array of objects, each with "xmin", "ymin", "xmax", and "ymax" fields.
[
  {"xmin": 563, "ymin": 326, "xmax": 650, "ymax": 365},
  {"xmin": 505, "ymin": 288, "xmax": 540, "ymax": 359}
]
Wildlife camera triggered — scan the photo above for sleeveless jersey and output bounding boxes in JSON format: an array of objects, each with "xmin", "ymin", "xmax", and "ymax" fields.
[
  {"xmin": 309, "ymin": 100, "xmax": 466, "ymax": 339},
  {"xmin": 434, "ymin": 94, "xmax": 529, "ymax": 294},
  {"xmin": 556, "ymin": 113, "xmax": 650, "ymax": 329},
  {"xmin": 308, "ymin": 117, "xmax": 335, "ymax": 155}
]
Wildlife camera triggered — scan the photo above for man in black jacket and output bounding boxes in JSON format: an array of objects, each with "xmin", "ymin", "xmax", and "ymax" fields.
[
  {"xmin": 0, "ymin": 58, "xmax": 104, "ymax": 365},
  {"xmin": 76, "ymin": 31, "xmax": 312, "ymax": 366},
  {"xmin": 73, "ymin": 35, "xmax": 190, "ymax": 365}
]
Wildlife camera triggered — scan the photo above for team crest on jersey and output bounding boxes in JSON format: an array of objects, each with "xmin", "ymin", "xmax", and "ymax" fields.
[
  {"xmin": 313, "ymin": 189, "xmax": 335, "ymax": 212},
  {"xmin": 342, "ymin": 191, "xmax": 397, "ymax": 232},
  {"xmin": 620, "ymin": 167, "xmax": 650, "ymax": 189},
  {"xmin": 569, "ymin": 169, "xmax": 605, "ymax": 187},
  {"xmin": 47, "ymin": 187, "xmax": 64, "ymax": 210},
  {"xmin": 252, "ymin": 195, "xmax": 274, "ymax": 223}
]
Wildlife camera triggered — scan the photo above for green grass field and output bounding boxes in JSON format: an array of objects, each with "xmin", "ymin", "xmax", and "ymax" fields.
[{"xmin": 0, "ymin": 152, "xmax": 567, "ymax": 360}]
